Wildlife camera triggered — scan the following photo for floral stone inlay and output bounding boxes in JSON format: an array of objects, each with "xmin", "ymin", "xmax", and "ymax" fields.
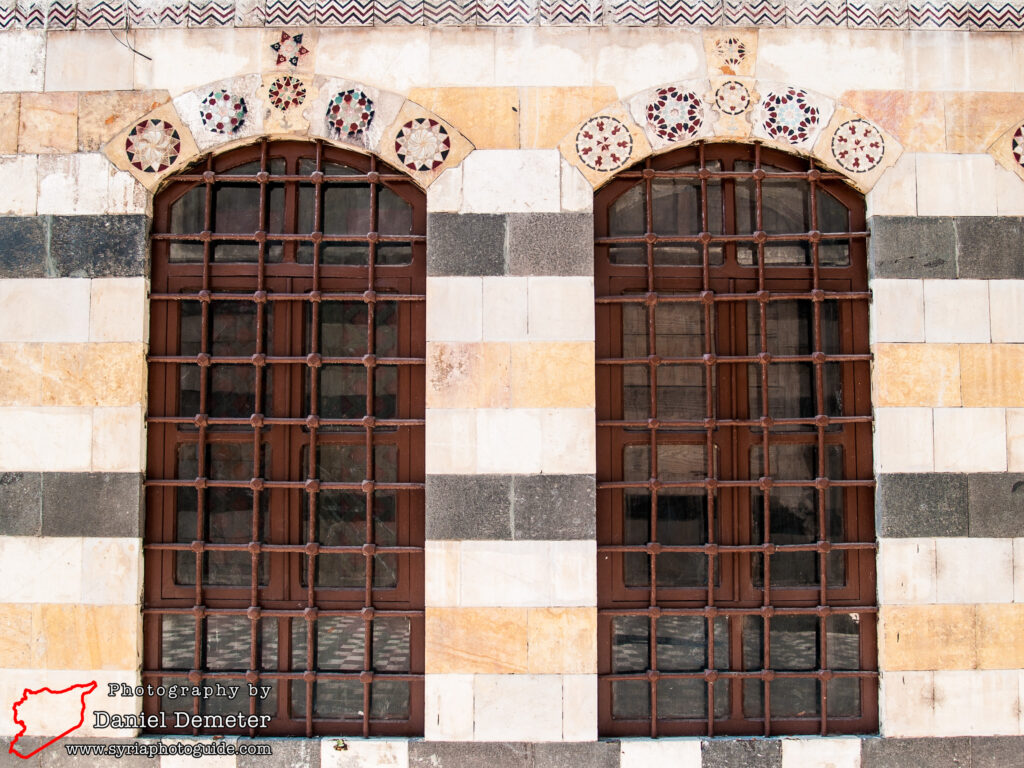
[
  {"xmin": 200, "ymin": 90, "xmax": 247, "ymax": 134},
  {"xmin": 125, "ymin": 118, "xmax": 181, "ymax": 173},
  {"xmin": 714, "ymin": 80, "xmax": 750, "ymax": 116},
  {"xmin": 271, "ymin": 31, "xmax": 309, "ymax": 67},
  {"xmin": 395, "ymin": 118, "xmax": 451, "ymax": 172},
  {"xmin": 831, "ymin": 119, "xmax": 885, "ymax": 173},
  {"xmin": 713, "ymin": 37, "xmax": 747, "ymax": 67},
  {"xmin": 646, "ymin": 87, "xmax": 704, "ymax": 142},
  {"xmin": 268, "ymin": 76, "xmax": 306, "ymax": 111},
  {"xmin": 761, "ymin": 88, "xmax": 820, "ymax": 145},
  {"xmin": 1013, "ymin": 125, "xmax": 1024, "ymax": 168},
  {"xmin": 576, "ymin": 115, "xmax": 633, "ymax": 172},
  {"xmin": 327, "ymin": 90, "xmax": 374, "ymax": 139}
]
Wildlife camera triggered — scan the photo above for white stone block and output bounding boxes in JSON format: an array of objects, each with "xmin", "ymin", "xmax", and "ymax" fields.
[
  {"xmin": 874, "ymin": 407, "xmax": 933, "ymax": 473},
  {"xmin": 989, "ymin": 281, "xmax": 1024, "ymax": 344},
  {"xmin": 620, "ymin": 738, "xmax": 703, "ymax": 768},
  {"xmin": 908, "ymin": 31, "xmax": 1016, "ymax": 92},
  {"xmin": 106, "ymin": 170, "xmax": 149, "ymax": 215},
  {"xmin": 866, "ymin": 153, "xmax": 917, "ymax": 217},
  {"xmin": 0, "ymin": 155, "xmax": 38, "ymax": 215},
  {"xmin": 495, "ymin": 28, "xmax": 593, "ymax": 88},
  {"xmin": 0, "ymin": 408, "xmax": 92, "ymax": 471},
  {"xmin": 45, "ymin": 31, "xmax": 134, "ymax": 91},
  {"xmin": 1008, "ymin": 410, "xmax": 1024, "ymax": 472},
  {"xmin": 482, "ymin": 277, "xmax": 529, "ymax": 342},
  {"xmin": 320, "ymin": 738, "xmax": 409, "ymax": 768},
  {"xmin": 593, "ymin": 28, "xmax": 703, "ymax": 97},
  {"xmin": 878, "ymin": 538, "xmax": 936, "ymax": 605},
  {"xmin": 0, "ymin": 536, "xmax": 82, "ymax": 603},
  {"xmin": 37, "ymin": 153, "xmax": 111, "ymax": 216},
  {"xmin": 132, "ymin": 28, "xmax": 264, "ymax": 95},
  {"xmin": 459, "ymin": 540, "xmax": 552, "ymax": 607},
  {"xmin": 923, "ymin": 279, "xmax": 991, "ymax": 343},
  {"xmin": 932, "ymin": 670, "xmax": 1021, "ymax": 736},
  {"xmin": 916, "ymin": 154, "xmax": 998, "ymax": 217},
  {"xmin": 0, "ymin": 31, "xmax": 45, "ymax": 91},
  {"xmin": 541, "ymin": 408, "xmax": 596, "ymax": 475},
  {"xmin": 425, "ymin": 408, "xmax": 477, "ymax": 475},
  {"xmin": 82, "ymin": 538, "xmax": 141, "ymax": 606},
  {"xmin": 427, "ymin": 27, "xmax": 496, "ymax": 87},
  {"xmin": 320, "ymin": 29, "xmax": 432, "ymax": 92},
  {"xmin": 425, "ymin": 540, "xmax": 460, "ymax": 608},
  {"xmin": 781, "ymin": 737, "xmax": 861, "ymax": 768},
  {"xmin": 0, "ymin": 278, "xmax": 91, "ymax": 342},
  {"xmin": 995, "ymin": 164, "xmax": 1024, "ymax": 216},
  {"xmin": 870, "ymin": 279, "xmax": 924, "ymax": 343},
  {"xmin": 92, "ymin": 406, "xmax": 146, "ymax": 473},
  {"xmin": 933, "ymin": 407, "xmax": 1007, "ymax": 473},
  {"xmin": 427, "ymin": 166, "xmax": 462, "ymax": 213},
  {"xmin": 476, "ymin": 408, "xmax": 544, "ymax": 474},
  {"xmin": 562, "ymin": 674, "xmax": 597, "ymax": 742},
  {"xmin": 1015, "ymin": 538, "xmax": 1024, "ymax": 602},
  {"xmin": 427, "ymin": 277, "xmax": 482, "ymax": 342},
  {"xmin": 424, "ymin": 674, "xmax": 474, "ymax": 741},
  {"xmin": 90, "ymin": 278, "xmax": 149, "ymax": 343},
  {"xmin": 474, "ymin": 674, "xmax": 563, "ymax": 741},
  {"xmin": 551, "ymin": 540, "xmax": 597, "ymax": 607},
  {"xmin": 936, "ymin": 538, "xmax": 1014, "ymax": 604},
  {"xmin": 461, "ymin": 150, "xmax": 562, "ymax": 214},
  {"xmin": 560, "ymin": 156, "xmax": 593, "ymax": 214},
  {"xmin": 527, "ymin": 276, "xmax": 594, "ymax": 341},
  {"xmin": 880, "ymin": 671, "xmax": 934, "ymax": 738}
]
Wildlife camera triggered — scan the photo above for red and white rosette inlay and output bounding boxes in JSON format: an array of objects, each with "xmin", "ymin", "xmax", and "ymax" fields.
[
  {"xmin": 576, "ymin": 115, "xmax": 633, "ymax": 172},
  {"xmin": 646, "ymin": 87, "xmax": 704, "ymax": 142},
  {"xmin": 395, "ymin": 118, "xmax": 451, "ymax": 172},
  {"xmin": 831, "ymin": 119, "xmax": 885, "ymax": 173}
]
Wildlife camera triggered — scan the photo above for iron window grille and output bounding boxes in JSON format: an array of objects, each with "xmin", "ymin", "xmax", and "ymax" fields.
[
  {"xmin": 595, "ymin": 143, "xmax": 877, "ymax": 737},
  {"xmin": 144, "ymin": 139, "xmax": 425, "ymax": 737}
]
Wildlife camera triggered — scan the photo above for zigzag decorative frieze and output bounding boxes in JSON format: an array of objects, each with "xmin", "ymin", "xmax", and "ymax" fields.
[
  {"xmin": 967, "ymin": 1, "xmax": 1024, "ymax": 27},
  {"xmin": 17, "ymin": 2, "xmax": 47, "ymax": 27},
  {"xmin": 660, "ymin": 0, "xmax": 722, "ymax": 25},
  {"xmin": 375, "ymin": 0, "xmax": 424, "ymax": 24},
  {"xmin": 542, "ymin": 0, "xmax": 603, "ymax": 23},
  {"xmin": 725, "ymin": 0, "xmax": 786, "ymax": 25},
  {"xmin": 189, "ymin": 0, "xmax": 235, "ymax": 24},
  {"xmin": 317, "ymin": 0, "xmax": 372, "ymax": 23},
  {"xmin": 76, "ymin": 0, "xmax": 126, "ymax": 27},
  {"xmin": 847, "ymin": 1, "xmax": 908, "ymax": 27},
  {"xmin": 46, "ymin": 0, "xmax": 77, "ymax": 26},
  {"xmin": 266, "ymin": 0, "xmax": 314, "ymax": 23},
  {"xmin": 788, "ymin": 0, "xmax": 846, "ymax": 24},
  {"xmin": 910, "ymin": 0, "xmax": 971, "ymax": 27},
  {"xmin": 475, "ymin": 0, "xmax": 538, "ymax": 23},
  {"xmin": 424, "ymin": 0, "xmax": 470, "ymax": 22},
  {"xmin": 608, "ymin": 0, "xmax": 657, "ymax": 24}
]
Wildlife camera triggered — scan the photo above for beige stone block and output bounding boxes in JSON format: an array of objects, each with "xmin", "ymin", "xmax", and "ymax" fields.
[
  {"xmin": 916, "ymin": 154, "xmax": 998, "ymax": 217},
  {"xmin": 811, "ymin": 105, "xmax": 902, "ymax": 194},
  {"xmin": 320, "ymin": 28, "xmax": 431, "ymax": 92},
  {"xmin": 560, "ymin": 155, "xmax": 593, "ymax": 213},
  {"xmin": 995, "ymin": 164, "xmax": 1024, "ymax": 216},
  {"xmin": 409, "ymin": 86, "xmax": 518, "ymax": 149},
  {"xmin": 461, "ymin": 149, "xmax": 562, "ymax": 214},
  {"xmin": 1016, "ymin": 538, "xmax": 1024, "ymax": 602},
  {"xmin": 977, "ymin": 604, "xmax": 1024, "ymax": 670},
  {"xmin": 0, "ymin": 94, "xmax": 20, "ymax": 154},
  {"xmin": 527, "ymin": 276, "xmax": 594, "ymax": 341},
  {"xmin": 592, "ymin": 28, "xmax": 704, "ymax": 97},
  {"xmin": 621, "ymin": 739, "xmax": 702, "ymax": 768},
  {"xmin": 0, "ymin": 537, "xmax": 82, "ymax": 604},
  {"xmin": 870, "ymin": 279, "xmax": 924, "ymax": 343},
  {"xmin": 374, "ymin": 99, "xmax": 473, "ymax": 191},
  {"xmin": 880, "ymin": 670, "xmax": 934, "ymax": 737},
  {"xmin": 425, "ymin": 606, "xmax": 528, "ymax": 674},
  {"xmin": 989, "ymin": 281, "xmax": 1024, "ymax": 344},
  {"xmin": 37, "ymin": 153, "xmax": 114, "ymax": 215},
  {"xmin": 427, "ymin": 166, "xmax": 462, "ymax": 213},
  {"xmin": 866, "ymin": 153, "xmax": 917, "ymax": 217},
  {"xmin": 557, "ymin": 102, "xmax": 652, "ymax": 190},
  {"xmin": 0, "ymin": 31, "xmax": 45, "ymax": 92},
  {"xmin": 519, "ymin": 86, "xmax": 619, "ymax": 150},
  {"xmin": 427, "ymin": 277, "xmax": 482, "ymax": 342},
  {"xmin": 495, "ymin": 28, "xmax": 594, "ymax": 88},
  {"xmin": 704, "ymin": 29, "xmax": 757, "ymax": 78},
  {"xmin": 425, "ymin": 541, "xmax": 460, "ymax": 608},
  {"xmin": 923, "ymin": 279, "xmax": 990, "ymax": 344},
  {"xmin": 873, "ymin": 407, "xmax": 933, "ymax": 473},
  {"xmin": 840, "ymin": 91, "xmax": 945, "ymax": 153},
  {"xmin": 551, "ymin": 540, "xmax": 597, "ymax": 607},
  {"xmin": 1009, "ymin": 410, "xmax": 1024, "ymax": 473},
  {"xmin": 106, "ymin": 170, "xmax": 149, "ymax": 216},
  {"xmin": 81, "ymin": 538, "xmax": 141, "ymax": 606},
  {"xmin": 132, "ymin": 28, "xmax": 264, "ymax": 95},
  {"xmin": 510, "ymin": 342, "xmax": 595, "ymax": 409},
  {"xmin": 933, "ymin": 407, "xmax": 1007, "ymax": 473},
  {"xmin": 907, "ymin": 32, "xmax": 1015, "ymax": 92},
  {"xmin": 78, "ymin": 90, "xmax": 170, "ymax": 152},
  {"xmin": 563, "ymin": 674, "xmax": 598, "ymax": 742},
  {"xmin": 945, "ymin": 93, "xmax": 1024, "ymax": 155},
  {"xmin": 319, "ymin": 739, "xmax": 408, "ymax": 768},
  {"xmin": 45, "ymin": 31, "xmax": 134, "ymax": 92},
  {"xmin": 259, "ymin": 71, "xmax": 314, "ymax": 138},
  {"xmin": 92, "ymin": 406, "xmax": 145, "ymax": 473},
  {"xmin": 427, "ymin": 342, "xmax": 511, "ymax": 410},
  {"xmin": 936, "ymin": 538, "xmax": 1014, "ymax": 604},
  {"xmin": 473, "ymin": 673, "xmax": 563, "ymax": 741},
  {"xmin": 0, "ymin": 344, "xmax": 44, "ymax": 406},
  {"xmin": 39, "ymin": 343, "xmax": 146, "ymax": 408},
  {"xmin": 103, "ymin": 102, "xmax": 200, "ymax": 194},
  {"xmin": 38, "ymin": 604, "xmax": 139, "ymax": 670},
  {"xmin": 872, "ymin": 343, "xmax": 961, "ymax": 408},
  {"xmin": 880, "ymin": 604, "xmax": 977, "ymax": 671},
  {"xmin": 961, "ymin": 345, "xmax": 1024, "ymax": 407},
  {"xmin": 932, "ymin": 669, "xmax": 1021, "ymax": 736},
  {"xmin": 19, "ymin": 92, "xmax": 77, "ymax": 154},
  {"xmin": 0, "ymin": 603, "xmax": 34, "ymax": 667},
  {"xmin": 780, "ymin": 737, "xmax": 861, "ymax": 768},
  {"xmin": 878, "ymin": 538, "xmax": 936, "ymax": 606},
  {"xmin": 541, "ymin": 407, "xmax": 596, "ymax": 475},
  {"xmin": 476, "ymin": 408, "xmax": 544, "ymax": 474},
  {"xmin": 0, "ymin": 155, "xmax": 36, "ymax": 216},
  {"xmin": 0, "ymin": 408, "xmax": 92, "ymax": 471},
  {"xmin": 459, "ymin": 540, "xmax": 554, "ymax": 607},
  {"xmin": 428, "ymin": 27, "xmax": 496, "ymax": 88},
  {"xmin": 482, "ymin": 276, "xmax": 529, "ymax": 342},
  {"xmin": 527, "ymin": 606, "xmax": 597, "ymax": 674},
  {"xmin": 424, "ymin": 674, "xmax": 474, "ymax": 741},
  {"xmin": 90, "ymin": 277, "xmax": 148, "ymax": 343},
  {"xmin": 425, "ymin": 408, "xmax": 477, "ymax": 475}
]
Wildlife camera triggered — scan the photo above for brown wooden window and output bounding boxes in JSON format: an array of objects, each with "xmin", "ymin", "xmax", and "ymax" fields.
[
  {"xmin": 596, "ymin": 143, "xmax": 877, "ymax": 737},
  {"xmin": 144, "ymin": 139, "xmax": 425, "ymax": 737}
]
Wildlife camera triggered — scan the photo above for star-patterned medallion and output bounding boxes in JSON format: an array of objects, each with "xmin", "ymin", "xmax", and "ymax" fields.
[
  {"xmin": 575, "ymin": 115, "xmax": 633, "ymax": 172},
  {"xmin": 327, "ymin": 90, "xmax": 374, "ymax": 140},
  {"xmin": 394, "ymin": 118, "xmax": 451, "ymax": 172},
  {"xmin": 125, "ymin": 118, "xmax": 181, "ymax": 173},
  {"xmin": 831, "ymin": 119, "xmax": 885, "ymax": 173},
  {"xmin": 270, "ymin": 32, "xmax": 309, "ymax": 67}
]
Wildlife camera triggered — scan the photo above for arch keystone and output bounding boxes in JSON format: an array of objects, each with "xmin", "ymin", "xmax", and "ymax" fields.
[{"xmin": 557, "ymin": 103, "xmax": 653, "ymax": 189}]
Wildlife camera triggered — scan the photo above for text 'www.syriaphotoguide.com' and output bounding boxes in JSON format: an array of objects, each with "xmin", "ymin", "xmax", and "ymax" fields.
[{"xmin": 63, "ymin": 742, "xmax": 274, "ymax": 759}]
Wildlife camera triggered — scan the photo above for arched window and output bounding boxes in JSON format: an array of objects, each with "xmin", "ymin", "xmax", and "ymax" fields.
[
  {"xmin": 596, "ymin": 143, "xmax": 876, "ymax": 737},
  {"xmin": 144, "ymin": 140, "xmax": 425, "ymax": 737}
]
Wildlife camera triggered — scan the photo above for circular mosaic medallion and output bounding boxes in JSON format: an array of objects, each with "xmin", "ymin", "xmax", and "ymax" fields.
[
  {"xmin": 327, "ymin": 89, "xmax": 375, "ymax": 139},
  {"xmin": 713, "ymin": 36, "xmax": 747, "ymax": 67},
  {"xmin": 1012, "ymin": 125, "xmax": 1024, "ymax": 168},
  {"xmin": 761, "ymin": 88, "xmax": 820, "ymax": 145},
  {"xmin": 394, "ymin": 118, "xmax": 451, "ymax": 172},
  {"xmin": 125, "ymin": 118, "xmax": 181, "ymax": 173},
  {"xmin": 646, "ymin": 87, "xmax": 703, "ymax": 142},
  {"xmin": 268, "ymin": 76, "xmax": 306, "ymax": 111},
  {"xmin": 200, "ymin": 90, "xmax": 247, "ymax": 134},
  {"xmin": 714, "ymin": 80, "xmax": 750, "ymax": 116},
  {"xmin": 831, "ymin": 119, "xmax": 885, "ymax": 173},
  {"xmin": 576, "ymin": 115, "xmax": 633, "ymax": 172}
]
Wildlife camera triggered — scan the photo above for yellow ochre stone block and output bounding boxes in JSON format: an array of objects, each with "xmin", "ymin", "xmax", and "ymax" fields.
[
  {"xmin": 409, "ymin": 87, "xmax": 520, "ymax": 150},
  {"xmin": 519, "ymin": 87, "xmax": 619, "ymax": 149},
  {"xmin": 510, "ymin": 342, "xmax": 595, "ymax": 409},
  {"xmin": 0, "ymin": 343, "xmax": 147, "ymax": 408},
  {"xmin": 426, "ymin": 341, "xmax": 512, "ymax": 410},
  {"xmin": 944, "ymin": 92, "xmax": 1024, "ymax": 155},
  {"xmin": 425, "ymin": 606, "xmax": 529, "ymax": 674},
  {"xmin": 526, "ymin": 607, "xmax": 597, "ymax": 674},
  {"xmin": 19, "ymin": 92, "xmax": 78, "ymax": 154},
  {"xmin": 0, "ymin": 93, "xmax": 20, "ymax": 154},
  {"xmin": 976, "ymin": 603, "xmax": 1024, "ymax": 669},
  {"xmin": 0, "ymin": 344, "xmax": 45, "ymax": 408},
  {"xmin": 0, "ymin": 603, "xmax": 33, "ymax": 668},
  {"xmin": 872, "ymin": 343, "xmax": 962, "ymax": 408},
  {"xmin": 960, "ymin": 344, "xmax": 1024, "ymax": 407},
  {"xmin": 78, "ymin": 90, "xmax": 172, "ymax": 152},
  {"xmin": 881, "ymin": 604, "xmax": 977, "ymax": 672},
  {"xmin": 840, "ymin": 90, "xmax": 946, "ymax": 153},
  {"xmin": 0, "ymin": 604, "xmax": 138, "ymax": 670}
]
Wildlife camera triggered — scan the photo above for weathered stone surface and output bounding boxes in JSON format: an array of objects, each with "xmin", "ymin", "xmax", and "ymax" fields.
[
  {"xmin": 971, "ymin": 736, "xmax": 1024, "ymax": 768},
  {"xmin": 860, "ymin": 737, "xmax": 970, "ymax": 768},
  {"xmin": 511, "ymin": 474, "xmax": 596, "ymax": 539},
  {"xmin": 533, "ymin": 742, "xmax": 619, "ymax": 768},
  {"xmin": 868, "ymin": 216, "xmax": 956, "ymax": 279},
  {"xmin": 955, "ymin": 217, "xmax": 1024, "ymax": 279},
  {"xmin": 49, "ymin": 215, "xmax": 148, "ymax": 277},
  {"xmin": 426, "ymin": 474, "xmax": 513, "ymax": 540},
  {"xmin": 0, "ymin": 93, "xmax": 20, "ymax": 154},
  {"xmin": 78, "ymin": 89, "xmax": 171, "ymax": 152},
  {"xmin": 506, "ymin": 212, "xmax": 594, "ymax": 276},
  {"xmin": 41, "ymin": 472, "xmax": 143, "ymax": 537},
  {"xmin": 428, "ymin": 213, "xmax": 507, "ymax": 276},
  {"xmin": 238, "ymin": 738, "xmax": 319, "ymax": 768},
  {"xmin": 0, "ymin": 472, "xmax": 41, "ymax": 536},
  {"xmin": 876, "ymin": 473, "xmax": 968, "ymax": 538},
  {"xmin": 409, "ymin": 86, "xmax": 519, "ymax": 149},
  {"xmin": 18, "ymin": 92, "xmax": 77, "ymax": 154},
  {"xmin": 702, "ymin": 738, "xmax": 782, "ymax": 768},
  {"xmin": 426, "ymin": 606, "xmax": 529, "ymax": 673},
  {"xmin": 0, "ymin": 216, "xmax": 48, "ymax": 278},
  {"xmin": 409, "ymin": 742, "xmax": 532, "ymax": 768},
  {"xmin": 967, "ymin": 473, "xmax": 1024, "ymax": 538}
]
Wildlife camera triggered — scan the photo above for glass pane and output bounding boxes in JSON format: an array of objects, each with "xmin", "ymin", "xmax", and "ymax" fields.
[
  {"xmin": 291, "ymin": 617, "xmax": 310, "ymax": 669},
  {"xmin": 623, "ymin": 491, "xmax": 649, "ymax": 587},
  {"xmin": 657, "ymin": 303, "xmax": 704, "ymax": 356},
  {"xmin": 210, "ymin": 365, "xmax": 256, "ymax": 417},
  {"xmin": 373, "ymin": 618, "xmax": 410, "ymax": 671},
  {"xmin": 315, "ymin": 491, "xmax": 365, "ymax": 546},
  {"xmin": 161, "ymin": 615, "xmax": 194, "ymax": 669},
  {"xmin": 315, "ymin": 553, "xmax": 364, "ymax": 588},
  {"xmin": 211, "ymin": 301, "xmax": 260, "ymax": 356},
  {"xmin": 657, "ymin": 679, "xmax": 706, "ymax": 719},
  {"xmin": 169, "ymin": 243, "xmax": 204, "ymax": 263},
  {"xmin": 179, "ymin": 364, "xmax": 200, "ymax": 418},
  {"xmin": 213, "ymin": 184, "xmax": 260, "ymax": 233},
  {"xmin": 771, "ymin": 615, "xmax": 819, "ymax": 670},
  {"xmin": 742, "ymin": 615, "xmax": 764, "ymax": 671},
  {"xmin": 291, "ymin": 680, "xmax": 363, "ymax": 719},
  {"xmin": 827, "ymin": 614, "xmax": 861, "ymax": 670},
  {"xmin": 170, "ymin": 186, "xmax": 204, "ymax": 234},
  {"xmin": 379, "ymin": 187, "xmax": 413, "ymax": 235},
  {"xmin": 180, "ymin": 300, "xmax": 202, "ymax": 355},
  {"xmin": 828, "ymin": 678, "xmax": 860, "ymax": 717},
  {"xmin": 221, "ymin": 160, "xmax": 261, "ymax": 176},
  {"xmin": 377, "ymin": 243, "xmax": 412, "ymax": 266},
  {"xmin": 175, "ymin": 444, "xmax": 198, "ymax": 584},
  {"xmin": 324, "ymin": 184, "xmax": 371, "ymax": 235},
  {"xmin": 371, "ymin": 680, "xmax": 410, "ymax": 719},
  {"xmin": 612, "ymin": 616, "xmax": 648, "ymax": 673},
  {"xmin": 623, "ymin": 365, "xmax": 649, "ymax": 421},
  {"xmin": 610, "ymin": 183, "xmax": 645, "ymax": 236},
  {"xmin": 375, "ymin": 301, "xmax": 399, "ymax": 356},
  {"xmin": 656, "ymin": 616, "xmax": 705, "ymax": 670},
  {"xmin": 375, "ymin": 366, "xmax": 397, "ymax": 419},
  {"xmin": 772, "ymin": 678, "xmax": 820, "ymax": 718},
  {"xmin": 736, "ymin": 164, "xmax": 810, "ymax": 235},
  {"xmin": 321, "ymin": 244, "xmax": 369, "ymax": 265},
  {"xmin": 622, "ymin": 304, "xmax": 648, "ymax": 357},
  {"xmin": 212, "ymin": 241, "xmax": 259, "ymax": 263},
  {"xmin": 206, "ymin": 615, "xmax": 251, "ymax": 670},
  {"xmin": 315, "ymin": 443, "xmax": 365, "ymax": 483},
  {"xmin": 612, "ymin": 680, "xmax": 649, "ymax": 719},
  {"xmin": 317, "ymin": 616, "xmax": 365, "ymax": 670},
  {"xmin": 260, "ymin": 618, "xmax": 279, "ymax": 670},
  {"xmin": 817, "ymin": 190, "xmax": 849, "ymax": 233},
  {"xmin": 320, "ymin": 302, "xmax": 369, "ymax": 357},
  {"xmin": 657, "ymin": 365, "xmax": 705, "ymax": 422},
  {"xmin": 749, "ymin": 300, "xmax": 840, "ymax": 356},
  {"xmin": 748, "ymin": 363, "xmax": 816, "ymax": 425},
  {"xmin": 320, "ymin": 365, "xmax": 365, "ymax": 421},
  {"xmin": 208, "ymin": 441, "xmax": 254, "ymax": 480}
]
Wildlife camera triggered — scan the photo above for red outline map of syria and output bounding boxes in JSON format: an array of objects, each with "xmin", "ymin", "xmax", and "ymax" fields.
[{"xmin": 9, "ymin": 681, "xmax": 97, "ymax": 759}]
